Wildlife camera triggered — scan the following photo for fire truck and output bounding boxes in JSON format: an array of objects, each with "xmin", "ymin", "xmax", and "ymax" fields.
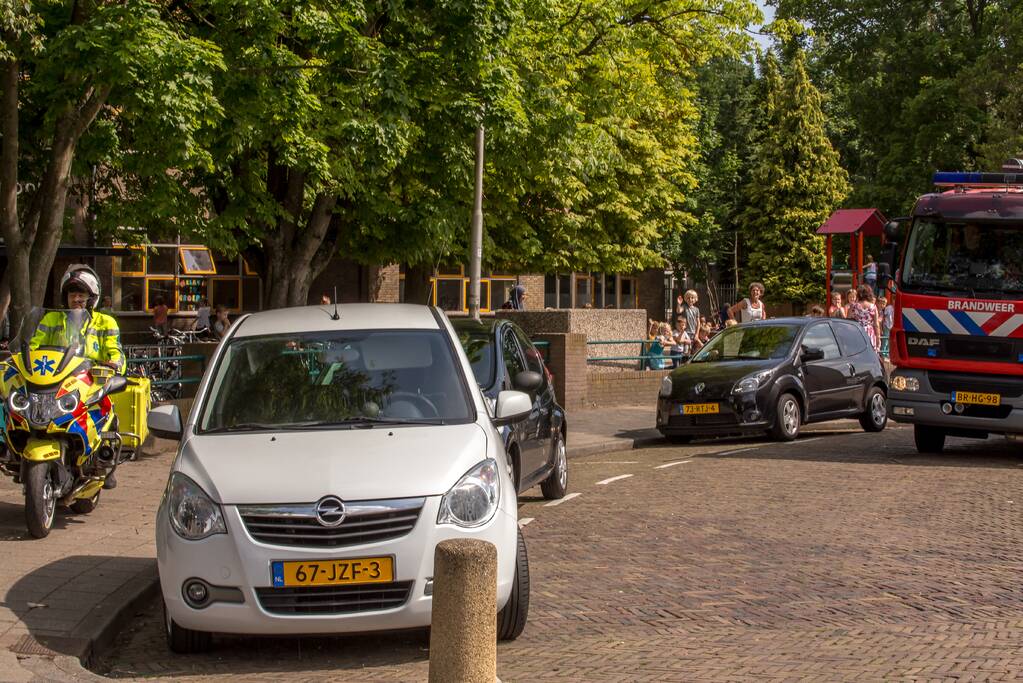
[{"xmin": 885, "ymin": 159, "xmax": 1023, "ymax": 453}]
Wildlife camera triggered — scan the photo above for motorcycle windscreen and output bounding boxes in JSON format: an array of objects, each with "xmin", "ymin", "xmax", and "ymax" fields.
[{"xmin": 18, "ymin": 308, "xmax": 90, "ymax": 383}]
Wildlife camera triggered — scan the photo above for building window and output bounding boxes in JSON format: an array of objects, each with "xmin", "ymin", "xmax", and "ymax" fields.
[
  {"xmin": 544, "ymin": 275, "xmax": 557, "ymax": 308},
  {"xmin": 147, "ymin": 247, "xmax": 178, "ymax": 275},
  {"xmin": 620, "ymin": 277, "xmax": 637, "ymax": 308},
  {"xmin": 114, "ymin": 277, "xmax": 145, "ymax": 312},
  {"xmin": 491, "ymin": 279, "xmax": 516, "ymax": 310},
  {"xmin": 242, "ymin": 278, "xmax": 261, "ymax": 311},
  {"xmin": 113, "ymin": 248, "xmax": 145, "ymax": 276},
  {"xmin": 575, "ymin": 274, "xmax": 592, "ymax": 308},
  {"xmin": 146, "ymin": 277, "xmax": 176, "ymax": 311},
  {"xmin": 604, "ymin": 275, "xmax": 617, "ymax": 308},
  {"xmin": 179, "ymin": 247, "xmax": 216, "ymax": 275},
  {"xmin": 178, "ymin": 277, "xmax": 207, "ymax": 312},
  {"xmin": 213, "ymin": 252, "xmax": 239, "ymax": 276},
  {"xmin": 434, "ymin": 278, "xmax": 463, "ymax": 311},
  {"xmin": 481, "ymin": 280, "xmax": 491, "ymax": 312},
  {"xmin": 558, "ymin": 274, "xmax": 571, "ymax": 308},
  {"xmin": 210, "ymin": 278, "xmax": 241, "ymax": 311}
]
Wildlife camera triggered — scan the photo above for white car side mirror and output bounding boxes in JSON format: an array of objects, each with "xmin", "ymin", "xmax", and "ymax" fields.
[
  {"xmin": 493, "ymin": 390, "xmax": 532, "ymax": 426},
  {"xmin": 148, "ymin": 404, "xmax": 183, "ymax": 441}
]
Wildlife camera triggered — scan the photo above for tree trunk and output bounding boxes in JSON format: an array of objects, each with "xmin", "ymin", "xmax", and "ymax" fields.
[
  {"xmin": 403, "ymin": 264, "xmax": 433, "ymax": 305},
  {"xmin": 257, "ymin": 190, "xmax": 341, "ymax": 310},
  {"xmin": 0, "ymin": 57, "xmax": 31, "ymax": 338}
]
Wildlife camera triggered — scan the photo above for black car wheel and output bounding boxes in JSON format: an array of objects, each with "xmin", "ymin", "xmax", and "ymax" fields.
[
  {"xmin": 859, "ymin": 387, "xmax": 887, "ymax": 432},
  {"xmin": 540, "ymin": 430, "xmax": 568, "ymax": 500},
  {"xmin": 164, "ymin": 598, "xmax": 212, "ymax": 654},
  {"xmin": 914, "ymin": 424, "xmax": 946, "ymax": 454},
  {"xmin": 770, "ymin": 393, "xmax": 801, "ymax": 441},
  {"xmin": 497, "ymin": 530, "xmax": 530, "ymax": 641}
]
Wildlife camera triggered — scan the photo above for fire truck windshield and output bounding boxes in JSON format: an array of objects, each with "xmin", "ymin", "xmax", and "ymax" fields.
[{"xmin": 902, "ymin": 219, "xmax": 1023, "ymax": 297}]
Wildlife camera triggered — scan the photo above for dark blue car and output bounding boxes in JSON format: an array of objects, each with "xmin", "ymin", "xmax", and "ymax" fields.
[{"xmin": 452, "ymin": 318, "xmax": 568, "ymax": 499}]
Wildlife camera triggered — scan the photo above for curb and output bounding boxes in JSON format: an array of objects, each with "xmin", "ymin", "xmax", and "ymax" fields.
[
  {"xmin": 74, "ymin": 563, "xmax": 160, "ymax": 669},
  {"xmin": 567, "ymin": 434, "xmax": 664, "ymax": 459}
]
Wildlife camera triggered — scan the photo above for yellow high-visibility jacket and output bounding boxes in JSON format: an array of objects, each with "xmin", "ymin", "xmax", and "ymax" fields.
[{"xmin": 30, "ymin": 310, "xmax": 125, "ymax": 374}]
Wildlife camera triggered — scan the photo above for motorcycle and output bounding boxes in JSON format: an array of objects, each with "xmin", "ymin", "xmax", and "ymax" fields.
[{"xmin": 0, "ymin": 307, "xmax": 129, "ymax": 538}]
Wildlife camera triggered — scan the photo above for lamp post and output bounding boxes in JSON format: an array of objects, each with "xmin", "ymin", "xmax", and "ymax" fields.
[{"xmin": 468, "ymin": 125, "xmax": 485, "ymax": 321}]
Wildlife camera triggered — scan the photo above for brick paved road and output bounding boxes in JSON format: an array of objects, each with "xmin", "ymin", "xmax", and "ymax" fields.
[
  {"xmin": 93, "ymin": 424, "xmax": 1023, "ymax": 682},
  {"xmin": 0, "ymin": 442, "xmax": 173, "ymax": 664}
]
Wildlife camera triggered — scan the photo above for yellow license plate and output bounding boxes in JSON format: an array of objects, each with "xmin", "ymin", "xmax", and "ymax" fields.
[
  {"xmin": 953, "ymin": 391, "xmax": 1000, "ymax": 406},
  {"xmin": 682, "ymin": 403, "xmax": 719, "ymax": 415},
  {"xmin": 271, "ymin": 556, "xmax": 393, "ymax": 588}
]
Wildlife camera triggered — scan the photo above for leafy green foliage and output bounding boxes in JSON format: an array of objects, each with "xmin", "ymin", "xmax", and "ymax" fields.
[
  {"xmin": 774, "ymin": 0, "xmax": 1023, "ymax": 214},
  {"xmin": 741, "ymin": 50, "xmax": 849, "ymax": 302}
]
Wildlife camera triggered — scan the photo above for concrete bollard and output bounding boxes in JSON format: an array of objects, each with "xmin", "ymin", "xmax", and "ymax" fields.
[{"xmin": 429, "ymin": 539, "xmax": 497, "ymax": 683}]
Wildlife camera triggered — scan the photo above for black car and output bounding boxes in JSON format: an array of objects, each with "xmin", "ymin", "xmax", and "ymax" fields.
[
  {"xmin": 452, "ymin": 318, "xmax": 568, "ymax": 499},
  {"xmin": 656, "ymin": 317, "xmax": 888, "ymax": 442}
]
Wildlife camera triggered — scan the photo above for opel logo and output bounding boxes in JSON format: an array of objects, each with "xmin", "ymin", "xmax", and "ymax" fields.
[
  {"xmin": 315, "ymin": 496, "xmax": 346, "ymax": 527},
  {"xmin": 694, "ymin": 382, "xmax": 705, "ymax": 395}
]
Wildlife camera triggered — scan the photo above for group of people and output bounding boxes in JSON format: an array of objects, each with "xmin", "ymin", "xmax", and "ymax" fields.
[
  {"xmin": 151, "ymin": 296, "xmax": 232, "ymax": 341},
  {"xmin": 643, "ymin": 283, "xmax": 770, "ymax": 370},
  {"xmin": 820, "ymin": 284, "xmax": 893, "ymax": 356}
]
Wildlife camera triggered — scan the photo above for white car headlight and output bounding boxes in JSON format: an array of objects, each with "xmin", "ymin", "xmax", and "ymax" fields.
[
  {"xmin": 166, "ymin": 472, "xmax": 227, "ymax": 540},
  {"xmin": 9, "ymin": 391, "xmax": 29, "ymax": 414},
  {"xmin": 890, "ymin": 375, "xmax": 920, "ymax": 392},
  {"xmin": 437, "ymin": 459, "xmax": 501, "ymax": 528},
  {"xmin": 732, "ymin": 370, "xmax": 773, "ymax": 395},
  {"xmin": 659, "ymin": 376, "xmax": 673, "ymax": 397}
]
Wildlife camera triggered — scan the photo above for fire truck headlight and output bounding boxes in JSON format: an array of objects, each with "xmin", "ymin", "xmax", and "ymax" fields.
[{"xmin": 890, "ymin": 375, "xmax": 920, "ymax": 392}]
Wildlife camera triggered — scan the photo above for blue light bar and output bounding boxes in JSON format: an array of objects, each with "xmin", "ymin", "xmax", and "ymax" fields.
[{"xmin": 934, "ymin": 171, "xmax": 1023, "ymax": 186}]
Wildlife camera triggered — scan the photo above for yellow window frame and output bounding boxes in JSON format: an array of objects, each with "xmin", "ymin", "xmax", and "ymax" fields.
[
  {"xmin": 144, "ymin": 276, "xmax": 178, "ymax": 312},
  {"xmin": 478, "ymin": 278, "xmax": 491, "ymax": 312},
  {"xmin": 209, "ymin": 277, "xmax": 243, "ymax": 313},
  {"xmin": 112, "ymin": 245, "xmax": 146, "ymax": 277},
  {"xmin": 179, "ymin": 246, "xmax": 217, "ymax": 275},
  {"xmin": 243, "ymin": 257, "xmax": 259, "ymax": 276},
  {"xmin": 431, "ymin": 277, "xmax": 465, "ymax": 310}
]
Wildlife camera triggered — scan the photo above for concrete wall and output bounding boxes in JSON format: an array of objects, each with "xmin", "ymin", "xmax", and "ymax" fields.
[
  {"xmin": 587, "ymin": 368, "xmax": 671, "ymax": 408},
  {"xmin": 496, "ymin": 308, "xmax": 649, "ymax": 371}
]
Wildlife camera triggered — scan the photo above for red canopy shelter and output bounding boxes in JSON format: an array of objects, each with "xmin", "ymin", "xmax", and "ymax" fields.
[{"xmin": 816, "ymin": 208, "xmax": 888, "ymax": 304}]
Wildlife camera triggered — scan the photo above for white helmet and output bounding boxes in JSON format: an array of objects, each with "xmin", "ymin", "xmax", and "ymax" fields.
[{"xmin": 60, "ymin": 264, "xmax": 102, "ymax": 310}]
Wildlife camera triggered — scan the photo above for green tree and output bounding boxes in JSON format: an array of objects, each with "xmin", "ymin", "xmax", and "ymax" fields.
[
  {"xmin": 0, "ymin": 1, "xmax": 222, "ymax": 332},
  {"xmin": 741, "ymin": 49, "xmax": 849, "ymax": 302},
  {"xmin": 475, "ymin": 0, "xmax": 760, "ymax": 279},
  {"xmin": 169, "ymin": 0, "xmax": 523, "ymax": 307},
  {"xmin": 660, "ymin": 55, "xmax": 759, "ymax": 305},
  {"xmin": 774, "ymin": 0, "xmax": 1021, "ymax": 214}
]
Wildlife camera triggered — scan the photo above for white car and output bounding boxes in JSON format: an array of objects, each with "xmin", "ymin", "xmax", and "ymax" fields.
[{"xmin": 147, "ymin": 304, "xmax": 532, "ymax": 653}]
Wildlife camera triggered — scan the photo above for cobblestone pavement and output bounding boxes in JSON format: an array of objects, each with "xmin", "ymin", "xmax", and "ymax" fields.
[
  {"xmin": 90, "ymin": 423, "xmax": 1023, "ymax": 682},
  {"xmin": 0, "ymin": 440, "xmax": 174, "ymax": 666}
]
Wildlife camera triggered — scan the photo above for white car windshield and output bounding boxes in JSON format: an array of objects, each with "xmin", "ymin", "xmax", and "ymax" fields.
[{"xmin": 199, "ymin": 330, "xmax": 474, "ymax": 432}]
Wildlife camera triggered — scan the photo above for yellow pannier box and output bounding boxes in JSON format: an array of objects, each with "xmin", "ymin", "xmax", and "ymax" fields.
[{"xmin": 109, "ymin": 376, "xmax": 151, "ymax": 453}]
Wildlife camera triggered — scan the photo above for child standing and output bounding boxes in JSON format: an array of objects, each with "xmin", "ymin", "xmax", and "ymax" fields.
[{"xmin": 879, "ymin": 296, "xmax": 894, "ymax": 358}]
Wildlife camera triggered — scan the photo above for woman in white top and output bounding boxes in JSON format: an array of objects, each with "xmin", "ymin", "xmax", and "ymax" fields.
[{"xmin": 729, "ymin": 282, "xmax": 767, "ymax": 323}]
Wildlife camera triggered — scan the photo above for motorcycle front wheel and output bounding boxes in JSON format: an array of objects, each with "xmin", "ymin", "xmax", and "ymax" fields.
[{"xmin": 24, "ymin": 462, "xmax": 56, "ymax": 538}]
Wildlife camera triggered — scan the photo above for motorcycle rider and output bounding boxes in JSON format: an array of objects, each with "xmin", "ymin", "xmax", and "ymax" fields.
[{"xmin": 30, "ymin": 264, "xmax": 125, "ymax": 488}]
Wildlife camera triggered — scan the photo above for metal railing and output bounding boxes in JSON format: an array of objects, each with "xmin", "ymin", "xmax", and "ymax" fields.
[{"xmin": 586, "ymin": 339, "xmax": 683, "ymax": 368}]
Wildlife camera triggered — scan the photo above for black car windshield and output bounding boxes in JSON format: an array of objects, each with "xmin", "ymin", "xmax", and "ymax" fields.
[
  {"xmin": 456, "ymin": 328, "xmax": 495, "ymax": 388},
  {"xmin": 199, "ymin": 330, "xmax": 473, "ymax": 432},
  {"xmin": 691, "ymin": 324, "xmax": 798, "ymax": 362},
  {"xmin": 903, "ymin": 219, "xmax": 1023, "ymax": 296}
]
